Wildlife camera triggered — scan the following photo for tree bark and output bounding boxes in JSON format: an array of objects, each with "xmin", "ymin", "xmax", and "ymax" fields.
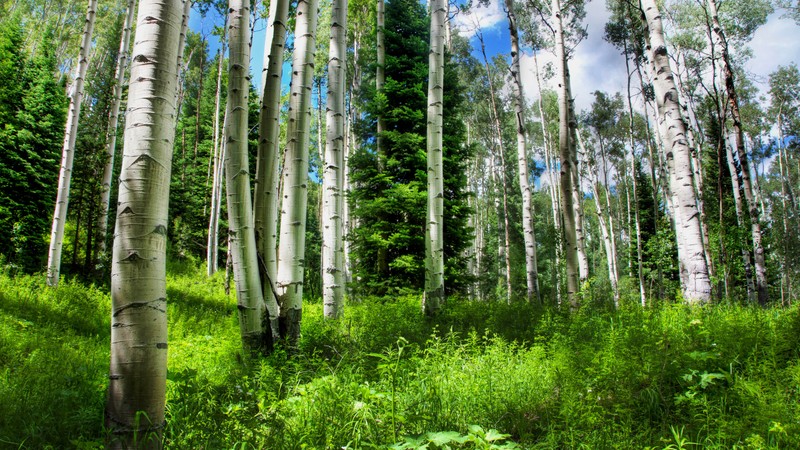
[
  {"xmin": 106, "ymin": 0, "xmax": 183, "ymax": 446},
  {"xmin": 254, "ymin": 0, "xmax": 289, "ymax": 311},
  {"xmin": 641, "ymin": 0, "xmax": 712, "ymax": 303},
  {"xmin": 322, "ymin": 0, "xmax": 347, "ymax": 318},
  {"xmin": 506, "ymin": 0, "xmax": 541, "ymax": 304},
  {"xmin": 277, "ymin": 0, "xmax": 319, "ymax": 342},
  {"xmin": 46, "ymin": 0, "xmax": 98, "ymax": 286},
  {"xmin": 707, "ymin": 0, "xmax": 768, "ymax": 304},
  {"xmin": 225, "ymin": 0, "xmax": 272, "ymax": 351},
  {"xmin": 424, "ymin": 0, "xmax": 446, "ymax": 314},
  {"xmin": 96, "ymin": 0, "xmax": 136, "ymax": 264},
  {"xmin": 552, "ymin": 0, "xmax": 580, "ymax": 306}
]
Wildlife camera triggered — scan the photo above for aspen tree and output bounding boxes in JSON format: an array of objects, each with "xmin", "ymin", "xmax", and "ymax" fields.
[
  {"xmin": 254, "ymin": 0, "xmax": 290, "ymax": 301},
  {"xmin": 106, "ymin": 0, "xmax": 183, "ymax": 446},
  {"xmin": 46, "ymin": 0, "xmax": 97, "ymax": 287},
  {"xmin": 641, "ymin": 0, "xmax": 712, "ymax": 303},
  {"xmin": 277, "ymin": 0, "xmax": 319, "ymax": 342},
  {"xmin": 224, "ymin": 0, "xmax": 273, "ymax": 349},
  {"xmin": 96, "ymin": 0, "xmax": 136, "ymax": 262},
  {"xmin": 322, "ymin": 0, "xmax": 347, "ymax": 318},
  {"xmin": 505, "ymin": 0, "xmax": 541, "ymax": 303},
  {"xmin": 707, "ymin": 0, "xmax": 768, "ymax": 304},
  {"xmin": 424, "ymin": 0, "xmax": 446, "ymax": 314},
  {"xmin": 551, "ymin": 0, "xmax": 580, "ymax": 305}
]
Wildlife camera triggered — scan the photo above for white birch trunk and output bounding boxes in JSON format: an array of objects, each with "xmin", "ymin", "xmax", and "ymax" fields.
[
  {"xmin": 207, "ymin": 41, "xmax": 226, "ymax": 276},
  {"xmin": 224, "ymin": 0, "xmax": 271, "ymax": 350},
  {"xmin": 424, "ymin": 0, "xmax": 446, "ymax": 314},
  {"xmin": 96, "ymin": 0, "xmax": 136, "ymax": 262},
  {"xmin": 707, "ymin": 0, "xmax": 768, "ymax": 304},
  {"xmin": 552, "ymin": 0, "xmax": 580, "ymax": 306},
  {"xmin": 46, "ymin": 0, "xmax": 97, "ymax": 286},
  {"xmin": 322, "ymin": 0, "xmax": 347, "ymax": 318},
  {"xmin": 505, "ymin": 0, "xmax": 541, "ymax": 303},
  {"xmin": 254, "ymin": 0, "xmax": 289, "ymax": 310},
  {"xmin": 642, "ymin": 0, "xmax": 712, "ymax": 303},
  {"xmin": 106, "ymin": 0, "xmax": 182, "ymax": 446},
  {"xmin": 277, "ymin": 0, "xmax": 318, "ymax": 342}
]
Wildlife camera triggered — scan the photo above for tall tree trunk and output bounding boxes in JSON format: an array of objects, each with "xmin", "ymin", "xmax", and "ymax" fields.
[
  {"xmin": 375, "ymin": 0, "xmax": 389, "ymax": 276},
  {"xmin": 46, "ymin": 0, "xmax": 97, "ymax": 287},
  {"xmin": 477, "ymin": 30, "xmax": 512, "ymax": 302},
  {"xmin": 276, "ymin": 0, "xmax": 318, "ymax": 342},
  {"xmin": 207, "ymin": 38, "xmax": 226, "ymax": 276},
  {"xmin": 225, "ymin": 0, "xmax": 272, "ymax": 351},
  {"xmin": 96, "ymin": 0, "xmax": 136, "ymax": 264},
  {"xmin": 641, "ymin": 0, "xmax": 712, "ymax": 303},
  {"xmin": 254, "ymin": 0, "xmax": 289, "ymax": 303},
  {"xmin": 106, "ymin": 0, "xmax": 182, "ymax": 446},
  {"xmin": 505, "ymin": 0, "xmax": 541, "ymax": 304},
  {"xmin": 552, "ymin": 0, "xmax": 580, "ymax": 306},
  {"xmin": 707, "ymin": 0, "xmax": 768, "ymax": 304},
  {"xmin": 533, "ymin": 49, "xmax": 563, "ymax": 305},
  {"xmin": 724, "ymin": 136, "xmax": 757, "ymax": 301},
  {"xmin": 322, "ymin": 0, "xmax": 347, "ymax": 318},
  {"xmin": 424, "ymin": 0, "xmax": 446, "ymax": 314}
]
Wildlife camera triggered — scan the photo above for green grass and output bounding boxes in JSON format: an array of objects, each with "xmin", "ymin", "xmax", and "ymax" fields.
[{"xmin": 1, "ymin": 264, "xmax": 799, "ymax": 449}]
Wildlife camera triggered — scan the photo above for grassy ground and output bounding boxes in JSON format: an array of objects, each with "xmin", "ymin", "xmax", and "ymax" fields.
[{"xmin": 1, "ymin": 262, "xmax": 799, "ymax": 449}]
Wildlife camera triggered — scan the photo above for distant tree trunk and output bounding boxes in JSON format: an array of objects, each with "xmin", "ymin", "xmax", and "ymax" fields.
[
  {"xmin": 207, "ymin": 38, "xmax": 226, "ymax": 276},
  {"xmin": 707, "ymin": 0, "xmax": 768, "ymax": 304},
  {"xmin": 477, "ymin": 30, "xmax": 512, "ymax": 302},
  {"xmin": 46, "ymin": 0, "xmax": 97, "ymax": 287},
  {"xmin": 224, "ymin": 0, "xmax": 272, "ymax": 351},
  {"xmin": 254, "ymin": 0, "xmax": 289, "ymax": 311},
  {"xmin": 106, "ymin": 0, "xmax": 183, "ymax": 446},
  {"xmin": 322, "ymin": 0, "xmax": 347, "ymax": 318},
  {"xmin": 505, "ymin": 0, "xmax": 541, "ymax": 304},
  {"xmin": 724, "ymin": 135, "xmax": 757, "ymax": 301},
  {"xmin": 96, "ymin": 0, "xmax": 136, "ymax": 264},
  {"xmin": 277, "ymin": 0, "xmax": 319, "ymax": 342},
  {"xmin": 552, "ymin": 0, "xmax": 579, "ymax": 306},
  {"xmin": 375, "ymin": 0, "xmax": 389, "ymax": 277},
  {"xmin": 533, "ymin": 49, "xmax": 563, "ymax": 305},
  {"xmin": 641, "ymin": 0, "xmax": 712, "ymax": 303},
  {"xmin": 424, "ymin": 0, "xmax": 446, "ymax": 314}
]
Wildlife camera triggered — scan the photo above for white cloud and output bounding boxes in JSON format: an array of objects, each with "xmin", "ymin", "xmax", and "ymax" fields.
[
  {"xmin": 452, "ymin": 0, "xmax": 506, "ymax": 40},
  {"xmin": 747, "ymin": 13, "xmax": 800, "ymax": 94}
]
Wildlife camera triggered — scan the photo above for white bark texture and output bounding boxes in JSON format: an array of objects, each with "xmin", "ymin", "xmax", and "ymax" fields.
[
  {"xmin": 224, "ymin": 0, "xmax": 272, "ymax": 349},
  {"xmin": 46, "ymin": 0, "xmax": 97, "ymax": 286},
  {"xmin": 642, "ymin": 0, "xmax": 712, "ymax": 303},
  {"xmin": 505, "ymin": 0, "xmax": 541, "ymax": 304},
  {"xmin": 207, "ymin": 45, "xmax": 225, "ymax": 276},
  {"xmin": 106, "ymin": 1, "xmax": 182, "ymax": 447},
  {"xmin": 552, "ymin": 0, "xmax": 580, "ymax": 306},
  {"xmin": 254, "ymin": 0, "xmax": 289, "ymax": 307},
  {"xmin": 96, "ymin": 0, "xmax": 136, "ymax": 260},
  {"xmin": 424, "ymin": 0, "xmax": 446, "ymax": 314},
  {"xmin": 707, "ymin": 0, "xmax": 767, "ymax": 304},
  {"xmin": 322, "ymin": 0, "xmax": 347, "ymax": 318},
  {"xmin": 277, "ymin": 0, "xmax": 318, "ymax": 342}
]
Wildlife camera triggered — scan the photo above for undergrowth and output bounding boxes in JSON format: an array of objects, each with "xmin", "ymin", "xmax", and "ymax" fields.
[{"xmin": 1, "ymin": 263, "xmax": 798, "ymax": 449}]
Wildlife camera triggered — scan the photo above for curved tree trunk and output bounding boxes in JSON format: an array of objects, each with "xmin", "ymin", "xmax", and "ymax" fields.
[
  {"xmin": 641, "ymin": 0, "xmax": 712, "ymax": 303},
  {"xmin": 424, "ymin": 0, "xmax": 446, "ymax": 315},
  {"xmin": 224, "ymin": 0, "xmax": 271, "ymax": 351},
  {"xmin": 96, "ymin": 0, "xmax": 136, "ymax": 264},
  {"xmin": 46, "ymin": 0, "xmax": 97, "ymax": 287},
  {"xmin": 106, "ymin": 0, "xmax": 183, "ymax": 446},
  {"xmin": 277, "ymin": 0, "xmax": 319, "ymax": 342},
  {"xmin": 505, "ymin": 0, "xmax": 541, "ymax": 304},
  {"xmin": 254, "ymin": 0, "xmax": 289, "ymax": 322},
  {"xmin": 707, "ymin": 0, "xmax": 768, "ymax": 304},
  {"xmin": 322, "ymin": 0, "xmax": 347, "ymax": 318}
]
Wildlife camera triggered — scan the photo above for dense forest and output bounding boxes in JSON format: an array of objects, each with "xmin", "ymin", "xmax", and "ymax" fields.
[{"xmin": 1, "ymin": 0, "xmax": 799, "ymax": 448}]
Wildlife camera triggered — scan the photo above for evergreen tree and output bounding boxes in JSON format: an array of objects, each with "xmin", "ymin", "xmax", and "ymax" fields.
[
  {"xmin": 0, "ymin": 20, "xmax": 67, "ymax": 272},
  {"xmin": 349, "ymin": 0, "xmax": 472, "ymax": 298}
]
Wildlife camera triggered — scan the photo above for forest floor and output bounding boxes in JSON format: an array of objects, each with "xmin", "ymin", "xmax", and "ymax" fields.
[{"xmin": 1, "ymin": 260, "xmax": 799, "ymax": 449}]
